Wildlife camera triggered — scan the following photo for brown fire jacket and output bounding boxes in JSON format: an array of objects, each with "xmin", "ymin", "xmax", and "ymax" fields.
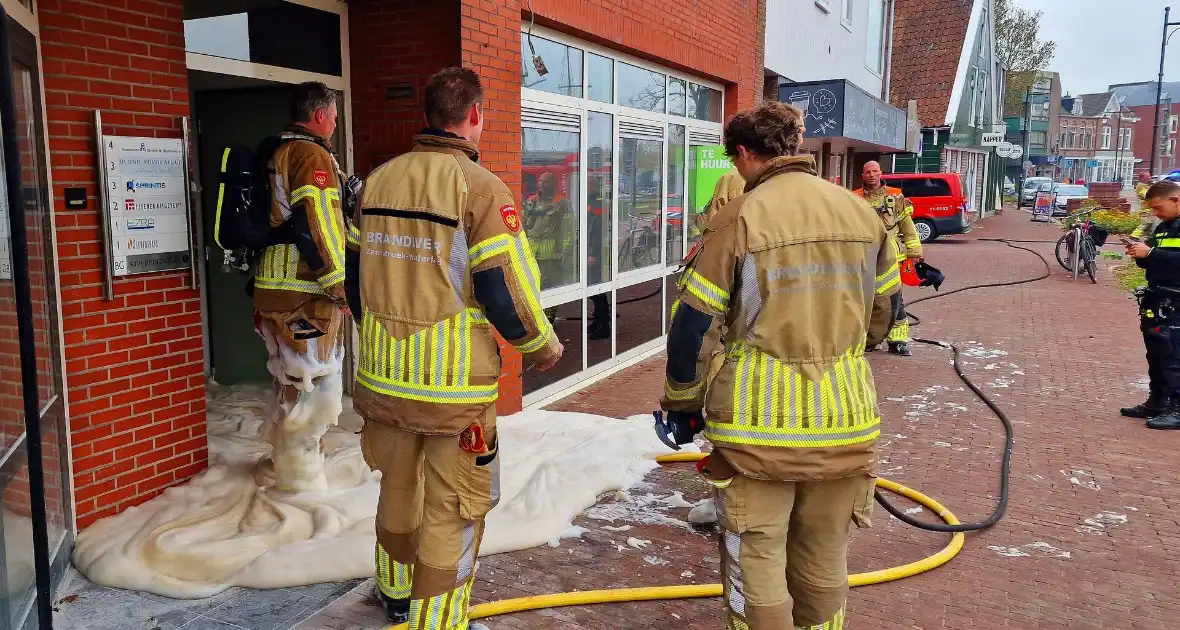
[
  {"xmin": 706, "ymin": 167, "xmax": 746, "ymax": 222},
  {"xmin": 662, "ymin": 155, "xmax": 900, "ymax": 481},
  {"xmin": 352, "ymin": 131, "xmax": 560, "ymax": 435},
  {"xmin": 854, "ymin": 185, "xmax": 923, "ymax": 261},
  {"xmin": 254, "ymin": 125, "xmax": 354, "ymax": 348}
]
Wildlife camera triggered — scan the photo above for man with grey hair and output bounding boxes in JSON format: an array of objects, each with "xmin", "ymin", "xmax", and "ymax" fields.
[{"xmin": 253, "ymin": 81, "xmax": 358, "ymax": 497}]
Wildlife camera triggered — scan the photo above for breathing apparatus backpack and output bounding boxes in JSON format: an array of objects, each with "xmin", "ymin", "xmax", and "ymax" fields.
[{"xmin": 213, "ymin": 131, "xmax": 334, "ymax": 274}]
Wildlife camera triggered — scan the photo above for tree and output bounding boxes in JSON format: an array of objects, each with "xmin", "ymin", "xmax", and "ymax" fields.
[{"xmin": 995, "ymin": 0, "xmax": 1057, "ymax": 115}]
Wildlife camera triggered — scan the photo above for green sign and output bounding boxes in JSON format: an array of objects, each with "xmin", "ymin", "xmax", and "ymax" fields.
[{"xmin": 689, "ymin": 145, "xmax": 734, "ymax": 216}]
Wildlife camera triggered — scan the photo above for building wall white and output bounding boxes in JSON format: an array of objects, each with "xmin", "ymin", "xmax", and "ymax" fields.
[{"xmin": 764, "ymin": 0, "xmax": 885, "ymax": 97}]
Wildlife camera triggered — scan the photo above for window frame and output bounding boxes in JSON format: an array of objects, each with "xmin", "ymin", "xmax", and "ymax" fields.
[
  {"xmin": 1101, "ymin": 125, "xmax": 1112, "ymax": 150},
  {"xmin": 1170, "ymin": 115, "xmax": 1178, "ymax": 134},
  {"xmin": 840, "ymin": 0, "xmax": 853, "ymax": 29},
  {"xmin": 864, "ymin": 0, "xmax": 886, "ymax": 76},
  {"xmin": 519, "ymin": 24, "xmax": 724, "ymax": 406}
]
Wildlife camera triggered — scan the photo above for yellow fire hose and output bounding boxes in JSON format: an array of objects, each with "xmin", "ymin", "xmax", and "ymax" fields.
[{"xmin": 387, "ymin": 452, "xmax": 964, "ymax": 629}]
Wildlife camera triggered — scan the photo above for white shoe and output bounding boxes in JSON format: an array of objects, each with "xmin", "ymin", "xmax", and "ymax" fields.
[{"xmin": 469, "ymin": 623, "xmax": 490, "ymax": 630}]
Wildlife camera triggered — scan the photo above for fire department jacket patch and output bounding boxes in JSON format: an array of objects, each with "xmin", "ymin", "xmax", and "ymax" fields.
[{"xmin": 500, "ymin": 205, "xmax": 521, "ymax": 232}]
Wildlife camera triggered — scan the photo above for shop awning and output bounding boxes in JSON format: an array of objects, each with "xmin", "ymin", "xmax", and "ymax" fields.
[{"xmin": 779, "ymin": 79, "xmax": 910, "ymax": 153}]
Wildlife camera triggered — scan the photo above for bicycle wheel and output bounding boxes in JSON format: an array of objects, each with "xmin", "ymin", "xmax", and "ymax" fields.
[
  {"xmin": 1084, "ymin": 237, "xmax": 1097, "ymax": 284},
  {"xmin": 1055, "ymin": 232, "xmax": 1077, "ymax": 272}
]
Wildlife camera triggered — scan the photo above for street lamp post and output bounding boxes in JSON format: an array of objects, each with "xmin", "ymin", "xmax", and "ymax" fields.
[{"xmin": 1152, "ymin": 6, "xmax": 1180, "ymax": 176}]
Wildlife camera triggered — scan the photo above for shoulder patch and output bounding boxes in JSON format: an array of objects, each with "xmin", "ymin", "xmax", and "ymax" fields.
[
  {"xmin": 313, "ymin": 169, "xmax": 330, "ymax": 189},
  {"xmin": 500, "ymin": 205, "xmax": 521, "ymax": 232}
]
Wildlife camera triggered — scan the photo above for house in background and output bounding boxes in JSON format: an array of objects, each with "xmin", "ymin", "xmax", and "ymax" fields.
[
  {"xmin": 1070, "ymin": 91, "xmax": 1138, "ymax": 186},
  {"xmin": 1108, "ymin": 81, "xmax": 1180, "ymax": 177},
  {"xmin": 1056, "ymin": 95, "xmax": 1098, "ymax": 183},
  {"xmin": 889, "ymin": 0, "xmax": 1004, "ymax": 218},
  {"xmin": 763, "ymin": 0, "xmax": 909, "ymax": 187},
  {"xmin": 1003, "ymin": 72, "xmax": 1062, "ymax": 181}
]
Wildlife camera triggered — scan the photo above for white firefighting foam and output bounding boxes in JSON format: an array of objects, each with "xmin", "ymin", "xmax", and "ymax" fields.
[{"xmin": 71, "ymin": 384, "xmax": 677, "ymax": 599}]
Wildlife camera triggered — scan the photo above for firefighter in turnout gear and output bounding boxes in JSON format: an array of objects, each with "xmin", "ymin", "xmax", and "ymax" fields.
[
  {"xmin": 350, "ymin": 68, "xmax": 563, "ymax": 629},
  {"xmin": 1132, "ymin": 170, "xmax": 1158, "ymax": 239},
  {"xmin": 854, "ymin": 160, "xmax": 923, "ymax": 356},
  {"xmin": 1123, "ymin": 180, "xmax": 1180, "ymax": 430},
  {"xmin": 253, "ymin": 82, "xmax": 359, "ymax": 495},
  {"xmin": 660, "ymin": 102, "xmax": 900, "ymax": 629},
  {"xmin": 524, "ymin": 171, "xmax": 576, "ymax": 291},
  {"xmin": 706, "ymin": 166, "xmax": 747, "ymax": 224}
]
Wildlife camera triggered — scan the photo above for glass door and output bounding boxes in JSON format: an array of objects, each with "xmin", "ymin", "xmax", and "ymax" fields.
[{"xmin": 0, "ymin": 5, "xmax": 72, "ymax": 629}]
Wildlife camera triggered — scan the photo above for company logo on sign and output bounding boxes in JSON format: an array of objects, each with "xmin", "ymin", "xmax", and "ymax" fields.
[
  {"xmin": 127, "ymin": 238, "xmax": 159, "ymax": 250},
  {"xmin": 126, "ymin": 217, "xmax": 155, "ymax": 230},
  {"xmin": 133, "ymin": 200, "xmax": 183, "ymax": 212},
  {"xmin": 125, "ymin": 199, "xmax": 135, "ymax": 211},
  {"xmin": 126, "ymin": 180, "xmax": 166, "ymax": 192}
]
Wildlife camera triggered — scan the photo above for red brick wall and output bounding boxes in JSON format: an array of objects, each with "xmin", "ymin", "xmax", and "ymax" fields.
[
  {"xmin": 39, "ymin": 0, "xmax": 206, "ymax": 528},
  {"xmin": 528, "ymin": 0, "xmax": 764, "ymax": 115},
  {"xmin": 1127, "ymin": 102, "xmax": 1180, "ymax": 176}
]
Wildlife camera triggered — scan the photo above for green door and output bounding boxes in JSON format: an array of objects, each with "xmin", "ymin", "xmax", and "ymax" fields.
[{"xmin": 195, "ymin": 86, "xmax": 293, "ymax": 385}]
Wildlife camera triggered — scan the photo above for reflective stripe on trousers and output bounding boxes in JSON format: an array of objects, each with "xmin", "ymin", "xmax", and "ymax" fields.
[
  {"xmin": 711, "ymin": 344, "xmax": 880, "ymax": 448},
  {"xmin": 404, "ymin": 520, "xmax": 481, "ymax": 630},
  {"xmin": 375, "ymin": 543, "xmax": 412, "ymax": 599}
]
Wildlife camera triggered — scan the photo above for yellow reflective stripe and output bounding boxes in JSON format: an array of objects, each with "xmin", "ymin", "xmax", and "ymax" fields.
[
  {"xmin": 319, "ymin": 268, "xmax": 345, "ymax": 287},
  {"xmin": 670, "ymin": 298, "xmax": 680, "ymax": 322},
  {"xmin": 357, "ymin": 369, "xmax": 497, "ymax": 403},
  {"xmin": 705, "ymin": 419, "xmax": 880, "ymax": 448},
  {"xmin": 213, "ymin": 147, "xmax": 230, "ymax": 249},
  {"xmin": 516, "ymin": 330, "xmax": 551, "ymax": 354},
  {"xmin": 685, "ymin": 268, "xmax": 729, "ymax": 312},
  {"xmin": 292, "ymin": 184, "xmax": 346, "ymax": 288},
  {"xmin": 876, "ymin": 263, "xmax": 900, "ymax": 295},
  {"xmin": 433, "ymin": 317, "xmax": 446, "ymax": 385},
  {"xmin": 905, "ymin": 239, "xmax": 922, "ymax": 250},
  {"xmin": 664, "ymin": 380, "xmax": 703, "ymax": 401},
  {"xmin": 347, "ymin": 221, "xmax": 361, "ymax": 247},
  {"xmin": 1156, "ymin": 238, "xmax": 1180, "ymax": 248},
  {"xmin": 253, "ymin": 277, "xmax": 324, "ymax": 294},
  {"xmin": 820, "ymin": 371, "xmax": 836, "ymax": 429},
  {"xmin": 469, "ymin": 235, "xmax": 513, "ymax": 267}
]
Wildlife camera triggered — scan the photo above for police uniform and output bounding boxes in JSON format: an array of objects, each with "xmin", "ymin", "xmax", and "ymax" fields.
[
  {"xmin": 253, "ymin": 124, "xmax": 358, "ymax": 494},
  {"xmin": 854, "ymin": 185, "xmax": 923, "ymax": 354},
  {"xmin": 351, "ymin": 129, "xmax": 559, "ymax": 627},
  {"xmin": 1123, "ymin": 217, "xmax": 1180, "ymax": 429},
  {"xmin": 661, "ymin": 155, "xmax": 899, "ymax": 629}
]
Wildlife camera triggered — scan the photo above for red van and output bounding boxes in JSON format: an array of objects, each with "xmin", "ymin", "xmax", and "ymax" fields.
[{"xmin": 880, "ymin": 173, "xmax": 972, "ymax": 243}]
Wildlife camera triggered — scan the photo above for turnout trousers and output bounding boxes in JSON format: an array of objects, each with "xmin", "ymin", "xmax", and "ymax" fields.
[
  {"xmin": 714, "ymin": 468, "xmax": 876, "ymax": 630},
  {"xmin": 362, "ymin": 409, "xmax": 500, "ymax": 630}
]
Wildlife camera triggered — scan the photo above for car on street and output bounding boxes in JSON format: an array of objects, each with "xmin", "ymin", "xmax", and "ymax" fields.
[
  {"xmin": 1004, "ymin": 177, "xmax": 1016, "ymax": 196},
  {"xmin": 881, "ymin": 172, "xmax": 972, "ymax": 243},
  {"xmin": 1051, "ymin": 183, "xmax": 1089, "ymax": 216},
  {"xmin": 1020, "ymin": 177, "xmax": 1053, "ymax": 206}
]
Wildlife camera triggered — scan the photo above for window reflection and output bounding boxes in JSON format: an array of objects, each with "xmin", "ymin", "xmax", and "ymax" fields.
[
  {"xmin": 666, "ymin": 125, "xmax": 686, "ymax": 264},
  {"xmin": 687, "ymin": 145, "xmax": 730, "ymax": 253},
  {"xmin": 522, "ymin": 33, "xmax": 583, "ymax": 98},
  {"xmin": 522, "ymin": 128, "xmax": 581, "ymax": 291},
  {"xmin": 618, "ymin": 138, "xmax": 663, "ymax": 273},
  {"xmin": 618, "ymin": 62, "xmax": 666, "ymax": 113},
  {"xmin": 588, "ymin": 54, "xmax": 613, "ymax": 103},
  {"xmin": 617, "ymin": 279, "xmax": 664, "ymax": 355},
  {"xmin": 587, "ymin": 113, "xmax": 613, "ymax": 285},
  {"xmin": 523, "ymin": 300, "xmax": 584, "ymax": 395},
  {"xmin": 668, "ymin": 78, "xmax": 686, "ymax": 116},
  {"xmin": 588, "ymin": 290, "xmax": 612, "ymax": 367},
  {"xmin": 688, "ymin": 83, "xmax": 723, "ymax": 122}
]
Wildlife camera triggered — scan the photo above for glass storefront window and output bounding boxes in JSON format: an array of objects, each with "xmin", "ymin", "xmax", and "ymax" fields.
[
  {"xmin": 185, "ymin": 4, "xmax": 343, "ymax": 76},
  {"xmin": 666, "ymin": 125, "xmax": 686, "ymax": 264},
  {"xmin": 522, "ymin": 33, "xmax": 583, "ymax": 98},
  {"xmin": 618, "ymin": 63, "xmax": 666, "ymax": 113},
  {"xmin": 668, "ymin": 78, "xmax": 687, "ymax": 116},
  {"xmin": 523, "ymin": 300, "xmax": 584, "ymax": 395},
  {"xmin": 522, "ymin": 128, "xmax": 581, "ymax": 291},
  {"xmin": 689, "ymin": 83, "xmax": 723, "ymax": 122},
  {"xmin": 616, "ymin": 279, "xmax": 664, "ymax": 355},
  {"xmin": 587, "ymin": 112, "xmax": 613, "ymax": 285},
  {"xmin": 587, "ymin": 54, "xmax": 614, "ymax": 103},
  {"xmin": 618, "ymin": 137, "xmax": 663, "ymax": 273},
  {"xmin": 588, "ymin": 290, "xmax": 612, "ymax": 367}
]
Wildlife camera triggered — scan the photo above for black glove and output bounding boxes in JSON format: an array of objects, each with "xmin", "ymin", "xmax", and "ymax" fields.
[{"xmin": 665, "ymin": 410, "xmax": 706, "ymax": 446}]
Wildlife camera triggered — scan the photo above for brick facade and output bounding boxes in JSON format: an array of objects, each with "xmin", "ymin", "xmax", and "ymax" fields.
[
  {"xmin": 39, "ymin": 0, "xmax": 206, "ymax": 528},
  {"xmin": 1125, "ymin": 102, "xmax": 1180, "ymax": 176}
]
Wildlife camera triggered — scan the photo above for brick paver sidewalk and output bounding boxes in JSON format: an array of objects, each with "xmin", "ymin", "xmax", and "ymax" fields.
[{"xmin": 305, "ymin": 209, "xmax": 1173, "ymax": 629}]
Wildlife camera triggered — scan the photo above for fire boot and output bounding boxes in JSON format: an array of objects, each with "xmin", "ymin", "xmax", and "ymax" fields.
[
  {"xmin": 888, "ymin": 341, "xmax": 912, "ymax": 356},
  {"xmin": 1146, "ymin": 400, "xmax": 1180, "ymax": 430},
  {"xmin": 376, "ymin": 591, "xmax": 409, "ymax": 623},
  {"xmin": 1120, "ymin": 394, "xmax": 1169, "ymax": 419}
]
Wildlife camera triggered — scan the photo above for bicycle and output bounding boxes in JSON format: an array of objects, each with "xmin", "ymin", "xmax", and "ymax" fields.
[{"xmin": 1054, "ymin": 208, "xmax": 1105, "ymax": 284}]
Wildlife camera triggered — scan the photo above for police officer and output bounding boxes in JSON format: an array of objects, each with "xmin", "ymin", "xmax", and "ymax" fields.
[
  {"xmin": 351, "ymin": 67, "xmax": 562, "ymax": 627},
  {"xmin": 253, "ymin": 81, "xmax": 356, "ymax": 494},
  {"xmin": 1124, "ymin": 180, "xmax": 1180, "ymax": 429},
  {"xmin": 660, "ymin": 101, "xmax": 899, "ymax": 629},
  {"xmin": 1131, "ymin": 170, "xmax": 1157, "ymax": 239},
  {"xmin": 854, "ymin": 161, "xmax": 923, "ymax": 355}
]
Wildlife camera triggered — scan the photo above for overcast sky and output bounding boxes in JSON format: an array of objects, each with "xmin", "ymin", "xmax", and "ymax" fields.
[{"xmin": 1016, "ymin": 0, "xmax": 1180, "ymax": 96}]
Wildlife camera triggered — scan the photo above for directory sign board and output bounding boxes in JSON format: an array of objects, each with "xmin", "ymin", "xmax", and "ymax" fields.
[{"xmin": 99, "ymin": 136, "xmax": 191, "ymax": 276}]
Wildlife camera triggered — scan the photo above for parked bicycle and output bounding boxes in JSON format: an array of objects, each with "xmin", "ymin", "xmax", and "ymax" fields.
[{"xmin": 1054, "ymin": 208, "xmax": 1105, "ymax": 284}]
